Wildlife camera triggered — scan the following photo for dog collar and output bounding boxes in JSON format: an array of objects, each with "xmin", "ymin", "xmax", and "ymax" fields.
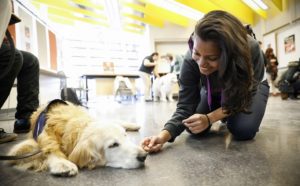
[{"xmin": 33, "ymin": 99, "xmax": 68, "ymax": 141}]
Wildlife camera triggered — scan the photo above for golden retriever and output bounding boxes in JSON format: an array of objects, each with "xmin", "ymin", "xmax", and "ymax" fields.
[{"xmin": 7, "ymin": 101, "xmax": 147, "ymax": 176}]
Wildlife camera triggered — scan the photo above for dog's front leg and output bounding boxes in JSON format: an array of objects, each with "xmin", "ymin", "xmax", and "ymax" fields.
[
  {"xmin": 47, "ymin": 154, "xmax": 78, "ymax": 177},
  {"xmin": 39, "ymin": 132, "xmax": 78, "ymax": 176},
  {"xmin": 167, "ymin": 92, "xmax": 174, "ymax": 102},
  {"xmin": 160, "ymin": 88, "xmax": 167, "ymax": 102}
]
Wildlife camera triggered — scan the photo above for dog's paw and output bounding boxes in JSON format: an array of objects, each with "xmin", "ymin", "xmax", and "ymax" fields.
[
  {"xmin": 49, "ymin": 157, "xmax": 78, "ymax": 177},
  {"xmin": 121, "ymin": 122, "xmax": 140, "ymax": 131}
]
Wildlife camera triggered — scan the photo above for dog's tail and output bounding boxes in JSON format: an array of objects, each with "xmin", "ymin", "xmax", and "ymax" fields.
[{"xmin": 7, "ymin": 139, "xmax": 46, "ymax": 171}]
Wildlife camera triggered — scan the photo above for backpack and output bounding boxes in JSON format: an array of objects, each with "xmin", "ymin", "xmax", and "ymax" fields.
[{"xmin": 60, "ymin": 88, "xmax": 82, "ymax": 106}]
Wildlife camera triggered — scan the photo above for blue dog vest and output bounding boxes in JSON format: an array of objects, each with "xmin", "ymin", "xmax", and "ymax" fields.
[{"xmin": 33, "ymin": 99, "xmax": 68, "ymax": 141}]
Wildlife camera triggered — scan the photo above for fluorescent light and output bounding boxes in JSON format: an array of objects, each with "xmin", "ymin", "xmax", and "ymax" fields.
[
  {"xmin": 243, "ymin": 0, "xmax": 260, "ymax": 10},
  {"xmin": 253, "ymin": 0, "xmax": 268, "ymax": 10},
  {"xmin": 243, "ymin": 0, "xmax": 268, "ymax": 10},
  {"xmin": 145, "ymin": 0, "xmax": 204, "ymax": 21}
]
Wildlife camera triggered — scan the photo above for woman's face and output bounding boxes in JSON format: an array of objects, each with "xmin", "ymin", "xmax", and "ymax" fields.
[{"xmin": 192, "ymin": 35, "xmax": 220, "ymax": 75}]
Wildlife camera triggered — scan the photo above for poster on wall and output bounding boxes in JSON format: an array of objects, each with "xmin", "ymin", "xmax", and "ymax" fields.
[
  {"xmin": 103, "ymin": 62, "xmax": 114, "ymax": 72},
  {"xmin": 284, "ymin": 34, "xmax": 296, "ymax": 53}
]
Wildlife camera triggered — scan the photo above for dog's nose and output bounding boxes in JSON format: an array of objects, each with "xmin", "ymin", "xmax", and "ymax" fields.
[{"xmin": 136, "ymin": 154, "xmax": 147, "ymax": 162}]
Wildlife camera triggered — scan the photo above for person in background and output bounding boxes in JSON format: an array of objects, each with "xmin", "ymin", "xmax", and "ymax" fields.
[
  {"xmin": 265, "ymin": 47, "xmax": 279, "ymax": 96},
  {"xmin": 141, "ymin": 10, "xmax": 269, "ymax": 153},
  {"xmin": 139, "ymin": 52, "xmax": 160, "ymax": 102},
  {"xmin": 171, "ymin": 54, "xmax": 184, "ymax": 84},
  {"xmin": 165, "ymin": 53, "xmax": 174, "ymax": 73},
  {"xmin": 0, "ymin": 0, "xmax": 40, "ymax": 144},
  {"xmin": 258, "ymin": 41, "xmax": 268, "ymax": 67}
]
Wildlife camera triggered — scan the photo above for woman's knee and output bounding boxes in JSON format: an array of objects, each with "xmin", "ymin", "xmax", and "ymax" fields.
[{"xmin": 227, "ymin": 123, "xmax": 258, "ymax": 141}]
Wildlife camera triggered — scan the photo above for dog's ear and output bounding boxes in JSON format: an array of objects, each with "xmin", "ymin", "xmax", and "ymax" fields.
[{"xmin": 68, "ymin": 139, "xmax": 106, "ymax": 169}]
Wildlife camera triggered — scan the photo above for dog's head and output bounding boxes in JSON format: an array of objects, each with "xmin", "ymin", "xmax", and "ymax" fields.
[{"xmin": 68, "ymin": 123, "xmax": 147, "ymax": 169}]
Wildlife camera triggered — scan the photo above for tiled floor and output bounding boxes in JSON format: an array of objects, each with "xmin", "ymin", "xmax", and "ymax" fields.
[{"xmin": 0, "ymin": 96, "xmax": 299, "ymax": 186}]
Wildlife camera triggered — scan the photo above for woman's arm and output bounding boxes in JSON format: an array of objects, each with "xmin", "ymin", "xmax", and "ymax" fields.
[
  {"xmin": 163, "ymin": 51, "xmax": 201, "ymax": 142},
  {"xmin": 183, "ymin": 107, "xmax": 229, "ymax": 134}
]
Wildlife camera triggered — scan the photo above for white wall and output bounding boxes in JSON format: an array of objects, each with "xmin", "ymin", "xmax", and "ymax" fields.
[
  {"xmin": 253, "ymin": 0, "xmax": 300, "ymax": 68},
  {"xmin": 149, "ymin": 22, "xmax": 195, "ymax": 53}
]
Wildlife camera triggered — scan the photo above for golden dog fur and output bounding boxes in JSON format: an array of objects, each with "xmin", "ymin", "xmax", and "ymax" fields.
[{"xmin": 8, "ymin": 102, "xmax": 147, "ymax": 176}]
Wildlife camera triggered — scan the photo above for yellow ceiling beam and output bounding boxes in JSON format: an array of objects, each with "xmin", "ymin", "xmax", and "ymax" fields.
[
  {"xmin": 123, "ymin": 1, "xmax": 189, "ymax": 27},
  {"xmin": 145, "ymin": 3, "xmax": 189, "ymax": 27},
  {"xmin": 174, "ymin": 0, "xmax": 255, "ymax": 24},
  {"xmin": 48, "ymin": 7, "xmax": 108, "ymax": 27},
  {"xmin": 270, "ymin": 0, "xmax": 283, "ymax": 11},
  {"xmin": 209, "ymin": 0, "xmax": 258, "ymax": 22},
  {"xmin": 124, "ymin": 23, "xmax": 145, "ymax": 30},
  {"xmin": 71, "ymin": 0, "xmax": 104, "ymax": 10},
  {"xmin": 240, "ymin": 0, "xmax": 267, "ymax": 19},
  {"xmin": 32, "ymin": 0, "xmax": 107, "ymax": 20},
  {"xmin": 175, "ymin": 0, "xmax": 218, "ymax": 14},
  {"xmin": 122, "ymin": 13, "xmax": 164, "ymax": 28},
  {"xmin": 123, "ymin": 27, "xmax": 144, "ymax": 34}
]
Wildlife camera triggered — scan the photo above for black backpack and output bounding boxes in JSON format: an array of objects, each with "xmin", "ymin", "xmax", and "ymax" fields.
[{"xmin": 60, "ymin": 88, "xmax": 82, "ymax": 106}]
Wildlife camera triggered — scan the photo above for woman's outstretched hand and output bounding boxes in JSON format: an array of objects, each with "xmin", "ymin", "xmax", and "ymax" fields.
[
  {"xmin": 141, "ymin": 136, "xmax": 164, "ymax": 153},
  {"xmin": 141, "ymin": 130, "xmax": 171, "ymax": 153},
  {"xmin": 183, "ymin": 114, "xmax": 210, "ymax": 134}
]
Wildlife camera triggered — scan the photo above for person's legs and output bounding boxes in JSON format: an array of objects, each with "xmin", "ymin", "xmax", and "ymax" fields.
[
  {"xmin": 15, "ymin": 50, "xmax": 39, "ymax": 119},
  {"xmin": 0, "ymin": 43, "xmax": 23, "ymax": 108},
  {"xmin": 14, "ymin": 50, "xmax": 39, "ymax": 133},
  {"xmin": 227, "ymin": 80, "xmax": 270, "ymax": 140},
  {"xmin": 139, "ymin": 72, "xmax": 152, "ymax": 101},
  {"xmin": 0, "ymin": 43, "xmax": 22, "ymax": 142},
  {"xmin": 291, "ymin": 79, "xmax": 300, "ymax": 99}
]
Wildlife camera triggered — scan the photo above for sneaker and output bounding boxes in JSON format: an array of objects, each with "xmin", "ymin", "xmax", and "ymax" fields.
[
  {"xmin": 13, "ymin": 119, "xmax": 30, "ymax": 133},
  {"xmin": 0, "ymin": 128, "xmax": 17, "ymax": 144}
]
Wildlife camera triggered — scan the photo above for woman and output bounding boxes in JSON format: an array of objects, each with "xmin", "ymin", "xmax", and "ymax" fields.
[
  {"xmin": 141, "ymin": 10, "xmax": 269, "ymax": 153},
  {"xmin": 265, "ymin": 47, "xmax": 279, "ymax": 96},
  {"xmin": 139, "ymin": 52, "xmax": 160, "ymax": 102}
]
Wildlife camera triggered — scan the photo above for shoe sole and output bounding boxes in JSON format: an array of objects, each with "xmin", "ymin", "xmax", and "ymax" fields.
[{"xmin": 0, "ymin": 135, "xmax": 17, "ymax": 144}]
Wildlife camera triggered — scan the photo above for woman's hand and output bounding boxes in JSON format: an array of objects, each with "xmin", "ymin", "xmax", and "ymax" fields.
[
  {"xmin": 183, "ymin": 114, "xmax": 210, "ymax": 134},
  {"xmin": 141, "ymin": 130, "xmax": 171, "ymax": 153}
]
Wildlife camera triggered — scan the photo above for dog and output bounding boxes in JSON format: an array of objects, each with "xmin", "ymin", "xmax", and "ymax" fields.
[
  {"xmin": 7, "ymin": 100, "xmax": 147, "ymax": 176},
  {"xmin": 153, "ymin": 73, "xmax": 178, "ymax": 102}
]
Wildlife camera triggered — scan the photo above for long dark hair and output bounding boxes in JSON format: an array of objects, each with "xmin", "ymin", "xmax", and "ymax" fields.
[{"xmin": 194, "ymin": 10, "xmax": 253, "ymax": 114}]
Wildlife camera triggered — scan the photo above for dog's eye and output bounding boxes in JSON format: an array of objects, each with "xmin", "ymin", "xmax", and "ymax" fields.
[{"xmin": 108, "ymin": 142, "xmax": 119, "ymax": 148}]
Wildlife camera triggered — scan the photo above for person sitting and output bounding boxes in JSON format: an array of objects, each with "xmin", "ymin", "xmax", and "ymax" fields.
[
  {"xmin": 0, "ymin": 0, "xmax": 39, "ymax": 143},
  {"xmin": 278, "ymin": 60, "xmax": 300, "ymax": 100}
]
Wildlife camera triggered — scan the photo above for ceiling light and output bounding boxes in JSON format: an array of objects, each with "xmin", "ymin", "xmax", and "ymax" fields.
[
  {"xmin": 243, "ymin": 0, "xmax": 268, "ymax": 10},
  {"xmin": 253, "ymin": 0, "xmax": 268, "ymax": 10},
  {"xmin": 144, "ymin": 0, "xmax": 203, "ymax": 21}
]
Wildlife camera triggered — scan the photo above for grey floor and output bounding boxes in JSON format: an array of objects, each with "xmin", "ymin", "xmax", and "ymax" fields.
[{"xmin": 0, "ymin": 96, "xmax": 299, "ymax": 186}]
